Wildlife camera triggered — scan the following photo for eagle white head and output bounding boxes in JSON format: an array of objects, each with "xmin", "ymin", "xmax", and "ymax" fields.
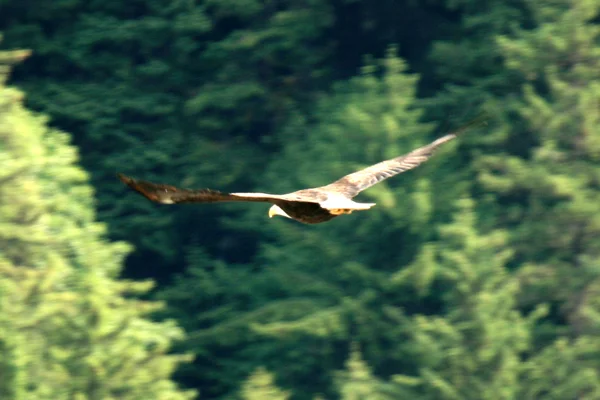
[{"xmin": 268, "ymin": 204, "xmax": 291, "ymax": 219}]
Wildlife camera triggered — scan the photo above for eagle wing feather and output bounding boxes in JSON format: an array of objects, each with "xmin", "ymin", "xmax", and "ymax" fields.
[
  {"xmin": 118, "ymin": 174, "xmax": 286, "ymax": 204},
  {"xmin": 321, "ymin": 114, "xmax": 487, "ymax": 198},
  {"xmin": 117, "ymin": 174, "xmax": 322, "ymax": 205},
  {"xmin": 322, "ymin": 134, "xmax": 456, "ymax": 198}
]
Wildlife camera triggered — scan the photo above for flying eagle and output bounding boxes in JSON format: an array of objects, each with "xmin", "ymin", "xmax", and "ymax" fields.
[{"xmin": 119, "ymin": 117, "xmax": 485, "ymax": 224}]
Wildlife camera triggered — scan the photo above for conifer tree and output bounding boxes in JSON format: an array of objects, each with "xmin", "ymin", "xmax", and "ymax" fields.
[
  {"xmin": 0, "ymin": 45, "xmax": 194, "ymax": 400},
  {"xmin": 423, "ymin": 1, "xmax": 600, "ymax": 397},
  {"xmin": 335, "ymin": 345, "xmax": 395, "ymax": 400},
  {"xmin": 241, "ymin": 368, "xmax": 290, "ymax": 400},
  {"xmin": 482, "ymin": 0, "xmax": 600, "ymax": 338},
  {"xmin": 0, "ymin": 0, "xmax": 337, "ymax": 272},
  {"xmin": 161, "ymin": 48, "xmax": 484, "ymax": 399},
  {"xmin": 391, "ymin": 199, "xmax": 543, "ymax": 400},
  {"xmin": 424, "ymin": 0, "xmax": 527, "ymax": 121}
]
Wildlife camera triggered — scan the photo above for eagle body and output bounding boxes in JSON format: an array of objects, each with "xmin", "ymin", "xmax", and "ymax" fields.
[
  {"xmin": 118, "ymin": 115, "xmax": 485, "ymax": 224},
  {"xmin": 273, "ymin": 200, "xmax": 338, "ymax": 224},
  {"xmin": 269, "ymin": 191, "xmax": 375, "ymax": 224}
]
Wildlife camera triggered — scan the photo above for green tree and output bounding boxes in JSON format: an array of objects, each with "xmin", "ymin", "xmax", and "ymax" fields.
[
  {"xmin": 391, "ymin": 199, "xmax": 543, "ymax": 400},
  {"xmin": 241, "ymin": 368, "xmax": 289, "ymax": 400},
  {"xmin": 331, "ymin": 198, "xmax": 600, "ymax": 400},
  {"xmin": 430, "ymin": 1, "xmax": 600, "ymax": 397},
  {"xmin": 423, "ymin": 0, "xmax": 527, "ymax": 125},
  {"xmin": 335, "ymin": 345, "xmax": 396, "ymax": 400},
  {"xmin": 0, "ymin": 47, "xmax": 194, "ymax": 400},
  {"xmin": 247, "ymin": 46, "xmax": 483, "ymax": 379},
  {"xmin": 481, "ymin": 0, "xmax": 600, "ymax": 339},
  {"xmin": 0, "ymin": 0, "xmax": 337, "ymax": 273},
  {"xmin": 161, "ymin": 48, "xmax": 485, "ymax": 399}
]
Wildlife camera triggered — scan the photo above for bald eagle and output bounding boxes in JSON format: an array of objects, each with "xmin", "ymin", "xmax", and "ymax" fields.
[{"xmin": 119, "ymin": 117, "xmax": 485, "ymax": 224}]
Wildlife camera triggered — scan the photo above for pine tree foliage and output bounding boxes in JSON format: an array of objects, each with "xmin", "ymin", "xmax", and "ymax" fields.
[
  {"xmin": 481, "ymin": 0, "xmax": 600, "ymax": 337},
  {"xmin": 518, "ymin": 337, "xmax": 600, "ymax": 399},
  {"xmin": 424, "ymin": 0, "xmax": 527, "ymax": 126},
  {"xmin": 0, "ymin": 49, "xmax": 194, "ymax": 400},
  {"xmin": 251, "ymin": 48, "xmax": 483, "ymax": 353},
  {"xmin": 160, "ymin": 48, "xmax": 448, "ymax": 398},
  {"xmin": 0, "ymin": 0, "xmax": 337, "ymax": 269},
  {"xmin": 335, "ymin": 344, "xmax": 396, "ymax": 400},
  {"xmin": 5, "ymin": 1, "xmax": 600, "ymax": 399},
  {"xmin": 241, "ymin": 368, "xmax": 290, "ymax": 400},
  {"xmin": 392, "ymin": 198, "xmax": 545, "ymax": 400}
]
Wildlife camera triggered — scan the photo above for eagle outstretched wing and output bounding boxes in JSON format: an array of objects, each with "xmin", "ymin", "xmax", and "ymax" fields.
[
  {"xmin": 321, "ymin": 114, "xmax": 487, "ymax": 198},
  {"xmin": 321, "ymin": 133, "xmax": 455, "ymax": 198},
  {"xmin": 118, "ymin": 174, "xmax": 278, "ymax": 204},
  {"xmin": 117, "ymin": 174, "xmax": 317, "ymax": 204}
]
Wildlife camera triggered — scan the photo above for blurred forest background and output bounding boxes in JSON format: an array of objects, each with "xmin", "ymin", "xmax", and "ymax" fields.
[{"xmin": 2, "ymin": 0, "xmax": 600, "ymax": 398}]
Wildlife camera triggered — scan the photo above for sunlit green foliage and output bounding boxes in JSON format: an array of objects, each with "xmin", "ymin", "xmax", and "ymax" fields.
[
  {"xmin": 0, "ymin": 0, "xmax": 336, "ymax": 268},
  {"xmin": 0, "ymin": 51, "xmax": 193, "ymax": 399},
  {"xmin": 335, "ymin": 345, "xmax": 395, "ymax": 400},
  {"xmin": 3, "ymin": 0, "xmax": 600, "ymax": 398},
  {"xmin": 392, "ymin": 199, "xmax": 543, "ymax": 400},
  {"xmin": 241, "ymin": 368, "xmax": 290, "ymax": 400},
  {"xmin": 480, "ymin": 0, "xmax": 600, "ymax": 338}
]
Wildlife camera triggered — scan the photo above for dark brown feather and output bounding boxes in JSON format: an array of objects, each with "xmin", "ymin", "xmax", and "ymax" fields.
[{"xmin": 117, "ymin": 174, "xmax": 279, "ymax": 204}]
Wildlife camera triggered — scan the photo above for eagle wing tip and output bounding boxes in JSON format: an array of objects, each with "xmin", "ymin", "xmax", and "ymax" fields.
[{"xmin": 117, "ymin": 173, "xmax": 132, "ymax": 184}]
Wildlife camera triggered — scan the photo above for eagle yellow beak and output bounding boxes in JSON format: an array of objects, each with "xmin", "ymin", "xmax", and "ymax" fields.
[
  {"xmin": 268, "ymin": 205, "xmax": 278, "ymax": 218},
  {"xmin": 269, "ymin": 205, "xmax": 290, "ymax": 219}
]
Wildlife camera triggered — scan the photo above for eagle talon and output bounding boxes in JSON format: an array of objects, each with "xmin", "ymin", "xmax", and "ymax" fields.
[{"xmin": 329, "ymin": 208, "xmax": 354, "ymax": 215}]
